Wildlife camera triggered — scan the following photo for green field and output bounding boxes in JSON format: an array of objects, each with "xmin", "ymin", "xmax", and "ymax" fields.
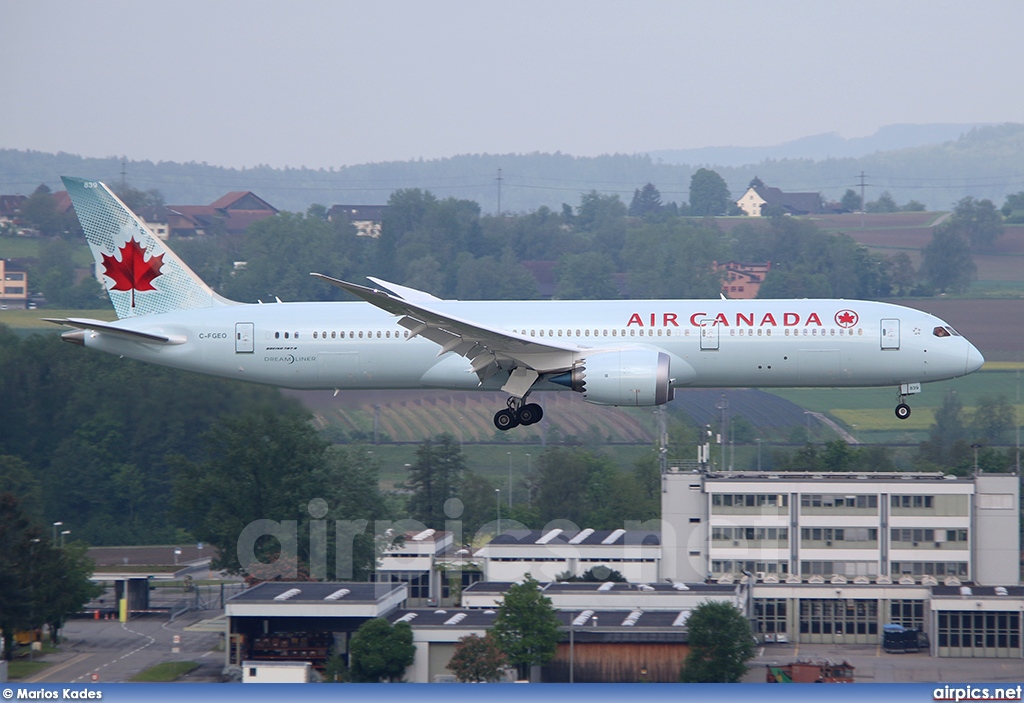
[
  {"xmin": 128, "ymin": 661, "xmax": 199, "ymax": 682},
  {"xmin": 767, "ymin": 369, "xmax": 1024, "ymax": 442},
  {"xmin": 0, "ymin": 237, "xmax": 93, "ymax": 265},
  {"xmin": 0, "ymin": 308, "xmax": 117, "ymax": 329}
]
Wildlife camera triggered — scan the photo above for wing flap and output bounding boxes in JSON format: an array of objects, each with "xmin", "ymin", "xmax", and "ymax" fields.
[{"xmin": 312, "ymin": 273, "xmax": 579, "ymax": 378}]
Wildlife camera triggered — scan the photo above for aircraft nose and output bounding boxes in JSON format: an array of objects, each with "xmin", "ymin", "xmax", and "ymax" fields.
[{"xmin": 966, "ymin": 342, "xmax": 985, "ymax": 374}]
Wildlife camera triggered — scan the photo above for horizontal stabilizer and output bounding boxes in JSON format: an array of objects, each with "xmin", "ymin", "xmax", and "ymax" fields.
[{"xmin": 43, "ymin": 318, "xmax": 186, "ymax": 345}]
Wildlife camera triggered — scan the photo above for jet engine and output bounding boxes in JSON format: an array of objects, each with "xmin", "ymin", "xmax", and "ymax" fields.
[{"xmin": 550, "ymin": 348, "xmax": 674, "ymax": 406}]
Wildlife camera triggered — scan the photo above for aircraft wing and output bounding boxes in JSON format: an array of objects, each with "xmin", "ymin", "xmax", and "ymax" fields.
[
  {"xmin": 43, "ymin": 317, "xmax": 187, "ymax": 345},
  {"xmin": 311, "ymin": 274, "xmax": 579, "ymax": 380}
]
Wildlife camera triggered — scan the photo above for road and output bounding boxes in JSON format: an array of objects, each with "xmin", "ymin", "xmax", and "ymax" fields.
[{"xmin": 24, "ymin": 610, "xmax": 223, "ymax": 684}]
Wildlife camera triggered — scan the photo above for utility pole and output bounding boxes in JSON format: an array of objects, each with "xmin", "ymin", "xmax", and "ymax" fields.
[
  {"xmin": 121, "ymin": 158, "xmax": 128, "ymax": 190},
  {"xmin": 858, "ymin": 171, "xmax": 868, "ymax": 229},
  {"xmin": 496, "ymin": 168, "xmax": 503, "ymax": 215},
  {"xmin": 657, "ymin": 406, "xmax": 668, "ymax": 475}
]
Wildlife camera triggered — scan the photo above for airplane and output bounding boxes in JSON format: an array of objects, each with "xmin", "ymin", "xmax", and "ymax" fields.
[{"xmin": 47, "ymin": 176, "xmax": 985, "ymax": 431}]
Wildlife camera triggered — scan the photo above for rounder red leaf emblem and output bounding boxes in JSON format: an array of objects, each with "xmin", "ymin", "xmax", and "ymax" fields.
[{"xmin": 835, "ymin": 309, "xmax": 858, "ymax": 328}]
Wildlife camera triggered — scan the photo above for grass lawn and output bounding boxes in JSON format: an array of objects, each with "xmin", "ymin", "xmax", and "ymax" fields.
[
  {"xmin": 7, "ymin": 659, "xmax": 51, "ymax": 680},
  {"xmin": 0, "ymin": 237, "xmax": 93, "ymax": 265},
  {"xmin": 0, "ymin": 308, "xmax": 117, "ymax": 330},
  {"xmin": 128, "ymin": 661, "xmax": 199, "ymax": 682}
]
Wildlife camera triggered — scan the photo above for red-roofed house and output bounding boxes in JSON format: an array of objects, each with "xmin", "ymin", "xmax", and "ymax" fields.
[{"xmin": 165, "ymin": 191, "xmax": 277, "ymax": 236}]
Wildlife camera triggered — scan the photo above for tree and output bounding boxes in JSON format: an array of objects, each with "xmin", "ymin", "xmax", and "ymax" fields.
[
  {"xmin": 970, "ymin": 395, "xmax": 1016, "ymax": 445},
  {"xmin": 492, "ymin": 574, "xmax": 561, "ymax": 680},
  {"xmin": 349, "ymin": 618, "xmax": 415, "ymax": 682},
  {"xmin": 447, "ymin": 632, "xmax": 508, "ymax": 682},
  {"xmin": 689, "ymin": 168, "xmax": 731, "ymax": 216},
  {"xmin": 865, "ymin": 191, "xmax": 898, "ymax": 213},
  {"xmin": 678, "ymin": 601, "xmax": 754, "ymax": 683},
  {"xmin": 1002, "ymin": 191, "xmax": 1024, "ymax": 219},
  {"xmin": 840, "ymin": 189, "xmax": 862, "ymax": 212},
  {"xmin": 888, "ymin": 252, "xmax": 918, "ymax": 296},
  {"xmin": 406, "ymin": 435, "xmax": 465, "ymax": 529},
  {"xmin": 948, "ymin": 196, "xmax": 1004, "ymax": 250},
  {"xmin": 920, "ymin": 225, "xmax": 975, "ymax": 293},
  {"xmin": 220, "ymin": 211, "xmax": 357, "ymax": 303},
  {"xmin": 0, "ymin": 494, "xmax": 99, "ymax": 657},
  {"xmin": 553, "ymin": 252, "xmax": 619, "ymax": 299},
  {"xmin": 113, "ymin": 185, "xmax": 165, "ymax": 213},
  {"xmin": 917, "ymin": 389, "xmax": 970, "ymax": 469},
  {"xmin": 623, "ymin": 219, "xmax": 725, "ymax": 299},
  {"xmin": 34, "ymin": 540, "xmax": 103, "ymax": 644},
  {"xmin": 628, "ymin": 183, "xmax": 663, "ymax": 219},
  {"xmin": 171, "ymin": 409, "xmax": 330, "ymax": 576}
]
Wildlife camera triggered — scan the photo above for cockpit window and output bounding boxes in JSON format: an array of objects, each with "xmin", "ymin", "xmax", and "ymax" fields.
[
  {"xmin": 933, "ymin": 326, "xmax": 951, "ymax": 338},
  {"xmin": 945, "ymin": 326, "xmax": 961, "ymax": 336}
]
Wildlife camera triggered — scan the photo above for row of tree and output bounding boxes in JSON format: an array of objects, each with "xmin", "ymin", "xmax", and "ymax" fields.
[{"xmin": 13, "ymin": 178, "xmax": 1020, "ymax": 308}]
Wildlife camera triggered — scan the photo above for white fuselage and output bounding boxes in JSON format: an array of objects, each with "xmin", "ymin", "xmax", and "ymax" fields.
[{"xmin": 80, "ymin": 297, "xmax": 983, "ymax": 395}]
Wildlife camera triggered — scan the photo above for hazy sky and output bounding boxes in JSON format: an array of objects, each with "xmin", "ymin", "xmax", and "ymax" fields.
[{"xmin": 3, "ymin": 1, "xmax": 1023, "ymax": 169}]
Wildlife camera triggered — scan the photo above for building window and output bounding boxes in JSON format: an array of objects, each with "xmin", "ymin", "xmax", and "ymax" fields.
[
  {"xmin": 890, "ymin": 600, "xmax": 925, "ymax": 629},
  {"xmin": 754, "ymin": 598, "xmax": 788, "ymax": 636},
  {"xmin": 799, "ymin": 599, "xmax": 878, "ymax": 636}
]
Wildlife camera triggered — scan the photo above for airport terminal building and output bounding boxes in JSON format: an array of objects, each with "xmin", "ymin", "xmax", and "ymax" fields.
[{"xmin": 222, "ymin": 469, "xmax": 1020, "ymax": 680}]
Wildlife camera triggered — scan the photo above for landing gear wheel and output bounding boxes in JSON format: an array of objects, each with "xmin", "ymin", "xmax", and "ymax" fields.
[
  {"xmin": 517, "ymin": 403, "xmax": 544, "ymax": 426},
  {"xmin": 895, "ymin": 403, "xmax": 911, "ymax": 420},
  {"xmin": 494, "ymin": 408, "xmax": 520, "ymax": 431}
]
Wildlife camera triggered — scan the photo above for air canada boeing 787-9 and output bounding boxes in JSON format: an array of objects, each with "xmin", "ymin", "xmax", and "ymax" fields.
[{"xmin": 48, "ymin": 177, "xmax": 985, "ymax": 430}]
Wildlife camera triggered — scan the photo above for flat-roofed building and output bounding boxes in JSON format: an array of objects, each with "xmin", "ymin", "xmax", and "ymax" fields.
[{"xmin": 473, "ymin": 528, "xmax": 661, "ymax": 583}]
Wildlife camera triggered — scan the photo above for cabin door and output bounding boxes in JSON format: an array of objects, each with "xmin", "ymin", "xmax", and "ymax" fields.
[
  {"xmin": 235, "ymin": 322, "xmax": 254, "ymax": 353},
  {"xmin": 880, "ymin": 318, "xmax": 900, "ymax": 350},
  {"xmin": 699, "ymin": 318, "xmax": 719, "ymax": 351}
]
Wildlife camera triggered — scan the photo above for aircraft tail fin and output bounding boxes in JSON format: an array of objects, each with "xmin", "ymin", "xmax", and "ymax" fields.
[{"xmin": 61, "ymin": 176, "xmax": 233, "ymax": 318}]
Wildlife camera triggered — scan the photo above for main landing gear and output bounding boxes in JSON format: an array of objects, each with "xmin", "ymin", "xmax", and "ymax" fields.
[
  {"xmin": 894, "ymin": 382, "xmax": 922, "ymax": 420},
  {"xmin": 494, "ymin": 397, "xmax": 544, "ymax": 431}
]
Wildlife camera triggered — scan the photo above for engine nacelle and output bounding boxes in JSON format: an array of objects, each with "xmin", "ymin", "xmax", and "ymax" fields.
[{"xmin": 550, "ymin": 348, "xmax": 674, "ymax": 406}]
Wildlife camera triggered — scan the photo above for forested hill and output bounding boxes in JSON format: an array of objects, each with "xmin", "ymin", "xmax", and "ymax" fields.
[{"xmin": 2, "ymin": 123, "xmax": 1022, "ymax": 213}]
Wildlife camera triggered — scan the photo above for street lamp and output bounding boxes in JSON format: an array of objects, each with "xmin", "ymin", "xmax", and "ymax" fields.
[
  {"xmin": 755, "ymin": 438, "xmax": 762, "ymax": 471},
  {"xmin": 60, "ymin": 530, "xmax": 71, "ymax": 548},
  {"xmin": 29, "ymin": 538, "xmax": 40, "ymax": 661},
  {"xmin": 495, "ymin": 489, "xmax": 501, "ymax": 536},
  {"xmin": 52, "ymin": 521, "xmax": 62, "ymax": 543},
  {"xmin": 507, "ymin": 452, "xmax": 512, "ymax": 508}
]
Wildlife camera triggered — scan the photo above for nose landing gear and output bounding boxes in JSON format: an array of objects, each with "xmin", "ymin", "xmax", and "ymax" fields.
[{"xmin": 894, "ymin": 382, "xmax": 921, "ymax": 420}]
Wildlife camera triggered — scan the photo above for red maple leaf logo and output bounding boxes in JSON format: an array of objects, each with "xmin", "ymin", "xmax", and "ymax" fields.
[
  {"xmin": 101, "ymin": 237, "xmax": 164, "ymax": 308},
  {"xmin": 835, "ymin": 309, "xmax": 858, "ymax": 328}
]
